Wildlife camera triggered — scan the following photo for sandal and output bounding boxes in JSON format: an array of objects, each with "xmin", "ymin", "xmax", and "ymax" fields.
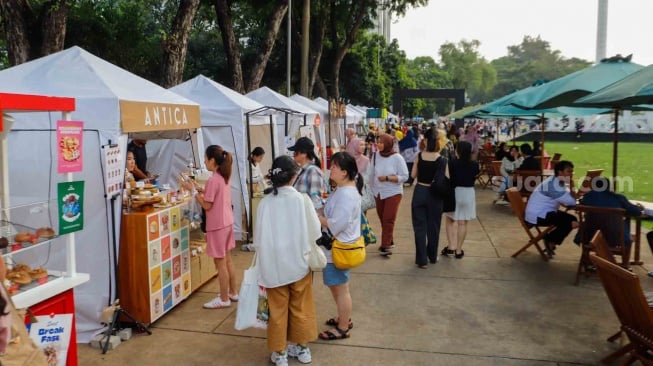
[
  {"xmin": 325, "ymin": 317, "xmax": 353, "ymax": 329},
  {"xmin": 318, "ymin": 326, "xmax": 350, "ymax": 341},
  {"xmin": 440, "ymin": 247, "xmax": 454, "ymax": 257}
]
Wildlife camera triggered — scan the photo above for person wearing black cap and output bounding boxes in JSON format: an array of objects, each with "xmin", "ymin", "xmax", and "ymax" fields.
[{"xmin": 289, "ymin": 137, "xmax": 326, "ymax": 210}]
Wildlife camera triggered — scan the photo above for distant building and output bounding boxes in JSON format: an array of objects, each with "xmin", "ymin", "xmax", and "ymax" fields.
[{"xmin": 372, "ymin": 3, "xmax": 392, "ymax": 43}]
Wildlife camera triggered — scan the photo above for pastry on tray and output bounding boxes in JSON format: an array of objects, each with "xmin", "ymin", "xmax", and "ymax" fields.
[
  {"xmin": 12, "ymin": 263, "xmax": 31, "ymax": 272},
  {"xmin": 7, "ymin": 270, "xmax": 31, "ymax": 285},
  {"xmin": 28, "ymin": 267, "xmax": 48, "ymax": 280},
  {"xmin": 13, "ymin": 232, "xmax": 33, "ymax": 243},
  {"xmin": 36, "ymin": 227, "xmax": 56, "ymax": 239}
]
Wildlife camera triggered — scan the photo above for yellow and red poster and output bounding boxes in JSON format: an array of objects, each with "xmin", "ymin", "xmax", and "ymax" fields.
[{"xmin": 56, "ymin": 120, "xmax": 83, "ymax": 173}]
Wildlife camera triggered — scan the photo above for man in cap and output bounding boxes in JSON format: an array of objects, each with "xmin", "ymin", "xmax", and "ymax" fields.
[{"xmin": 289, "ymin": 137, "xmax": 326, "ymax": 210}]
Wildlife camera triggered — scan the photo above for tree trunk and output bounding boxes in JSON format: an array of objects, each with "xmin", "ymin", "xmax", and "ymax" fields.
[
  {"xmin": 245, "ymin": 1, "xmax": 288, "ymax": 92},
  {"xmin": 314, "ymin": 75, "xmax": 327, "ymax": 99},
  {"xmin": 214, "ymin": 0, "xmax": 245, "ymax": 93},
  {"xmin": 0, "ymin": 0, "xmax": 32, "ymax": 65},
  {"xmin": 161, "ymin": 0, "xmax": 200, "ymax": 88},
  {"xmin": 329, "ymin": 0, "xmax": 369, "ymax": 100},
  {"xmin": 39, "ymin": 0, "xmax": 69, "ymax": 57},
  {"xmin": 307, "ymin": 0, "xmax": 326, "ymax": 96},
  {"xmin": 299, "ymin": 0, "xmax": 310, "ymax": 96}
]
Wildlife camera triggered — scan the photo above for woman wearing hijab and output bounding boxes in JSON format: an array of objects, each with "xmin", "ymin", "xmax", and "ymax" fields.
[
  {"xmin": 345, "ymin": 136, "xmax": 369, "ymax": 176},
  {"xmin": 399, "ymin": 129, "xmax": 419, "ymax": 186},
  {"xmin": 369, "ymin": 133, "xmax": 409, "ymax": 256}
]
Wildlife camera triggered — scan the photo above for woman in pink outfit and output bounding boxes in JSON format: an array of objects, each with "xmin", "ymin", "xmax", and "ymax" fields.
[{"xmin": 190, "ymin": 145, "xmax": 238, "ymax": 309}]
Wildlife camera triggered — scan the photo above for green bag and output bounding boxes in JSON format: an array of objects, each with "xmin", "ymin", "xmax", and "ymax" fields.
[{"xmin": 361, "ymin": 213, "xmax": 376, "ymax": 246}]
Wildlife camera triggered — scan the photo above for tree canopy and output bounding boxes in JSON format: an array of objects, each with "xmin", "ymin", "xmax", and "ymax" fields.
[{"xmin": 0, "ymin": 1, "xmax": 593, "ymax": 119}]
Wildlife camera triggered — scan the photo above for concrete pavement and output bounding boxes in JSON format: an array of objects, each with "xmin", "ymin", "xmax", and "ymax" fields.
[{"xmin": 78, "ymin": 186, "xmax": 653, "ymax": 365}]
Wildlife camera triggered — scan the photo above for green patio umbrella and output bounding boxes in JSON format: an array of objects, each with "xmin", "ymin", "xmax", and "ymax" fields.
[
  {"xmin": 573, "ymin": 64, "xmax": 653, "ymax": 181},
  {"xmin": 445, "ymin": 104, "xmax": 483, "ymax": 119},
  {"xmin": 508, "ymin": 56, "xmax": 644, "ymax": 110}
]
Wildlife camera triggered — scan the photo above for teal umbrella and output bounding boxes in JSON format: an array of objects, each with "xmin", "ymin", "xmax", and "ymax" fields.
[
  {"xmin": 508, "ymin": 56, "xmax": 644, "ymax": 110},
  {"xmin": 573, "ymin": 64, "xmax": 653, "ymax": 181},
  {"xmin": 574, "ymin": 64, "xmax": 653, "ymax": 108}
]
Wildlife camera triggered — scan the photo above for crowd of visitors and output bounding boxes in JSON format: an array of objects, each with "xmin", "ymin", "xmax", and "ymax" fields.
[{"xmin": 189, "ymin": 120, "xmax": 651, "ymax": 366}]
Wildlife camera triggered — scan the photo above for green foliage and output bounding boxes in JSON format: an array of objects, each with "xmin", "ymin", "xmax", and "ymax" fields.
[
  {"xmin": 439, "ymin": 39, "xmax": 497, "ymax": 105},
  {"xmin": 488, "ymin": 36, "xmax": 591, "ymax": 101}
]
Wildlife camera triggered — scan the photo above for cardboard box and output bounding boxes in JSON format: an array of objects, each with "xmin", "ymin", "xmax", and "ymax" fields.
[
  {"xmin": 200, "ymin": 252, "xmax": 217, "ymax": 284},
  {"xmin": 190, "ymin": 255, "xmax": 201, "ymax": 292}
]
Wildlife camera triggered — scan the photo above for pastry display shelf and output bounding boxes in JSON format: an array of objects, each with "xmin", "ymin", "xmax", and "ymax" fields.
[
  {"xmin": 0, "ymin": 220, "xmax": 58, "ymax": 257},
  {"xmin": 12, "ymin": 270, "xmax": 89, "ymax": 309}
]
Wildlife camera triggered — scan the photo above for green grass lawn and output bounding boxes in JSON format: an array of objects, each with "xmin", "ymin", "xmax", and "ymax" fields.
[{"xmin": 543, "ymin": 142, "xmax": 653, "ymax": 229}]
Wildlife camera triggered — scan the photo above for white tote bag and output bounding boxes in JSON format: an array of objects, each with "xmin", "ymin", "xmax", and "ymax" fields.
[
  {"xmin": 235, "ymin": 254, "xmax": 268, "ymax": 330},
  {"xmin": 308, "ymin": 242, "xmax": 327, "ymax": 270}
]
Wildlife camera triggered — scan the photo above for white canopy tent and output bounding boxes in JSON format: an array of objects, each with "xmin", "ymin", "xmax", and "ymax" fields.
[
  {"xmin": 168, "ymin": 75, "xmax": 279, "ymax": 240},
  {"xmin": 0, "ymin": 46, "xmax": 201, "ymax": 342},
  {"xmin": 313, "ymin": 97, "xmax": 360, "ymax": 146},
  {"xmin": 247, "ymin": 87, "xmax": 326, "ymax": 168}
]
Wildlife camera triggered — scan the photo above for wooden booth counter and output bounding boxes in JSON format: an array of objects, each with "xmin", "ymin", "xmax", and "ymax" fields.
[{"xmin": 118, "ymin": 202, "xmax": 195, "ymax": 324}]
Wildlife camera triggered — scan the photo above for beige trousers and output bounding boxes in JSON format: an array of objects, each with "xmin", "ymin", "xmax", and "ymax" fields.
[{"xmin": 266, "ymin": 272, "xmax": 317, "ymax": 352}]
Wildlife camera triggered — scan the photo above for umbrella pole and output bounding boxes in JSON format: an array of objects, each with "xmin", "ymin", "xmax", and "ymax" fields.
[
  {"xmin": 612, "ymin": 109, "xmax": 619, "ymax": 190},
  {"xmin": 540, "ymin": 113, "xmax": 545, "ymax": 151}
]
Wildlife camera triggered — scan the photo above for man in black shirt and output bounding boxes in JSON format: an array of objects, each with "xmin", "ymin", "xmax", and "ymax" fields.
[{"xmin": 516, "ymin": 143, "xmax": 541, "ymax": 172}]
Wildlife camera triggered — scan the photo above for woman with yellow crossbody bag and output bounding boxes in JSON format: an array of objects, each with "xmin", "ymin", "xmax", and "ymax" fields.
[{"xmin": 317, "ymin": 152, "xmax": 363, "ymax": 341}]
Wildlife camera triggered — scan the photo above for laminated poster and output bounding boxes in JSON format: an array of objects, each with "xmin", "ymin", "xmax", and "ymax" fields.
[
  {"xmin": 56, "ymin": 120, "xmax": 83, "ymax": 173},
  {"xmin": 27, "ymin": 313, "xmax": 73, "ymax": 366},
  {"xmin": 57, "ymin": 181, "xmax": 84, "ymax": 235}
]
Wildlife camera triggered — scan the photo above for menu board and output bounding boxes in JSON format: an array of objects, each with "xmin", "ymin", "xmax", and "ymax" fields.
[
  {"xmin": 147, "ymin": 202, "xmax": 191, "ymax": 322},
  {"xmin": 101, "ymin": 144, "xmax": 124, "ymax": 198}
]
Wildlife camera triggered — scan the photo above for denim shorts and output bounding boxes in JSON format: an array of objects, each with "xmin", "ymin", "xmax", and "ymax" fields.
[{"xmin": 322, "ymin": 263, "xmax": 350, "ymax": 286}]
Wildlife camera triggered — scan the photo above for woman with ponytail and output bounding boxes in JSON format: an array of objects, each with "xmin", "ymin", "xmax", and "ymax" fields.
[
  {"xmin": 317, "ymin": 151, "xmax": 362, "ymax": 341},
  {"xmin": 191, "ymin": 145, "xmax": 239, "ymax": 309},
  {"xmin": 256, "ymin": 155, "xmax": 321, "ymax": 365}
]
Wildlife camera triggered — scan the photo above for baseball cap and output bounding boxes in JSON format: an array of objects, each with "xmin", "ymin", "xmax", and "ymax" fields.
[{"xmin": 287, "ymin": 137, "xmax": 315, "ymax": 152}]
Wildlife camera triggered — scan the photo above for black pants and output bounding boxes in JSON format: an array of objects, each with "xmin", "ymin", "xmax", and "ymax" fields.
[
  {"xmin": 647, "ymin": 231, "xmax": 653, "ymax": 254},
  {"xmin": 411, "ymin": 185, "xmax": 443, "ymax": 265},
  {"xmin": 536, "ymin": 210, "xmax": 577, "ymax": 245}
]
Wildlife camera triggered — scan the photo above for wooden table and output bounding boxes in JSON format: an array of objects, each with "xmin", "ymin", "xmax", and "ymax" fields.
[{"xmin": 629, "ymin": 200, "xmax": 652, "ymax": 265}]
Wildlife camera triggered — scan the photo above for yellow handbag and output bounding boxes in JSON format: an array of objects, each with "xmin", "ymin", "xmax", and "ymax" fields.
[{"xmin": 331, "ymin": 237, "xmax": 366, "ymax": 270}]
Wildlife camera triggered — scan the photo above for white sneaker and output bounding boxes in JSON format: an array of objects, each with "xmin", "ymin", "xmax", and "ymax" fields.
[
  {"xmin": 240, "ymin": 243, "xmax": 256, "ymax": 252},
  {"xmin": 203, "ymin": 296, "xmax": 231, "ymax": 309},
  {"xmin": 270, "ymin": 351, "xmax": 288, "ymax": 366},
  {"xmin": 287, "ymin": 343, "xmax": 312, "ymax": 364}
]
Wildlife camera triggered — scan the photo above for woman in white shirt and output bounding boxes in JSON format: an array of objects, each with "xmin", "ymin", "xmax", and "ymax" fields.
[
  {"xmin": 255, "ymin": 156, "xmax": 321, "ymax": 366},
  {"xmin": 318, "ymin": 152, "xmax": 362, "ymax": 341},
  {"xmin": 496, "ymin": 145, "xmax": 523, "ymax": 202},
  {"xmin": 250, "ymin": 146, "xmax": 268, "ymax": 194},
  {"xmin": 370, "ymin": 133, "xmax": 409, "ymax": 256}
]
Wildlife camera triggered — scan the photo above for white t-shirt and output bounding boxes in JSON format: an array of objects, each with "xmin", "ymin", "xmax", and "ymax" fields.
[{"xmin": 525, "ymin": 176, "xmax": 576, "ymax": 224}]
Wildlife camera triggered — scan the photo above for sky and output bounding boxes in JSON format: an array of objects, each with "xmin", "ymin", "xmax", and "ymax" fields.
[{"xmin": 392, "ymin": 0, "xmax": 653, "ymax": 66}]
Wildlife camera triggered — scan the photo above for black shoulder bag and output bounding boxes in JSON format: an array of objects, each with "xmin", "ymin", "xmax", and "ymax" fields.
[{"xmin": 429, "ymin": 156, "xmax": 451, "ymax": 198}]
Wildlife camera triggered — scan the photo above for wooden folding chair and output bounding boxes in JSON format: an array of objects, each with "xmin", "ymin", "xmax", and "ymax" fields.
[
  {"xmin": 575, "ymin": 205, "xmax": 629, "ymax": 285},
  {"xmin": 505, "ymin": 188, "xmax": 555, "ymax": 261},
  {"xmin": 490, "ymin": 160, "xmax": 503, "ymax": 188},
  {"xmin": 578, "ymin": 169, "xmax": 604, "ymax": 197},
  {"xmin": 590, "ymin": 253, "xmax": 653, "ymax": 365},
  {"xmin": 476, "ymin": 153, "xmax": 495, "ymax": 189}
]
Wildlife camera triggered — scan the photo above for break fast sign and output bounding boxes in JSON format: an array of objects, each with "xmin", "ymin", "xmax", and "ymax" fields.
[{"xmin": 119, "ymin": 100, "xmax": 201, "ymax": 133}]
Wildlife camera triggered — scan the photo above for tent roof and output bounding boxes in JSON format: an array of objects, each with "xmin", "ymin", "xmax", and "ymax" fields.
[
  {"xmin": 290, "ymin": 94, "xmax": 328, "ymax": 115},
  {"xmin": 172, "ymin": 75, "xmax": 263, "ymax": 112},
  {"xmin": 0, "ymin": 46, "xmax": 197, "ymax": 106},
  {"xmin": 246, "ymin": 87, "xmax": 317, "ymax": 115}
]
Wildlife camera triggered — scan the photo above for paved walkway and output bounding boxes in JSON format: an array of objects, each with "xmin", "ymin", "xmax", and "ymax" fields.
[{"xmin": 78, "ymin": 186, "xmax": 653, "ymax": 365}]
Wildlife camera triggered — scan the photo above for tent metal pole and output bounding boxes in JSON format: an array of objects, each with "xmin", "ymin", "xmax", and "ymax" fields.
[
  {"xmin": 269, "ymin": 115, "xmax": 276, "ymax": 157},
  {"xmin": 285, "ymin": 113, "xmax": 289, "ymax": 136},
  {"xmin": 540, "ymin": 113, "xmax": 545, "ymax": 151},
  {"xmin": 612, "ymin": 109, "xmax": 619, "ymax": 189},
  {"xmin": 246, "ymin": 113, "xmax": 253, "ymax": 242}
]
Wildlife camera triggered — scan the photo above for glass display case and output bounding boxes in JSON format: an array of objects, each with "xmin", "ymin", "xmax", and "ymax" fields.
[{"xmin": 0, "ymin": 199, "xmax": 89, "ymax": 308}]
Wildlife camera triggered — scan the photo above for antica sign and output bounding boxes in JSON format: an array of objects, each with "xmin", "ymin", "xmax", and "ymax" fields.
[{"xmin": 120, "ymin": 100, "xmax": 201, "ymax": 133}]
